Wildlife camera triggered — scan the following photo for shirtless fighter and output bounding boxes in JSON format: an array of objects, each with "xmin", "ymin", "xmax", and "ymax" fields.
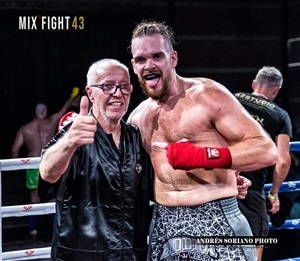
[
  {"xmin": 127, "ymin": 20, "xmax": 278, "ymax": 261},
  {"xmin": 11, "ymin": 88, "xmax": 80, "ymax": 236}
]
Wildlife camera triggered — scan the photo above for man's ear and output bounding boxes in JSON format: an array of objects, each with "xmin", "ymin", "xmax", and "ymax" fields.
[
  {"xmin": 171, "ymin": 51, "xmax": 178, "ymax": 68},
  {"xmin": 131, "ymin": 59, "xmax": 137, "ymax": 74},
  {"xmin": 251, "ymin": 80, "xmax": 257, "ymax": 91},
  {"xmin": 85, "ymin": 86, "xmax": 93, "ymax": 103}
]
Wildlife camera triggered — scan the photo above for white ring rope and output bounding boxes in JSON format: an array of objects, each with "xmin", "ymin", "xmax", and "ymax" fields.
[
  {"xmin": 1, "ymin": 203, "xmax": 55, "ymax": 218},
  {"xmin": 1, "ymin": 141, "xmax": 300, "ymax": 260},
  {"xmin": 0, "ymin": 157, "xmax": 40, "ymax": 171},
  {"xmin": 0, "ymin": 157, "xmax": 52, "ymax": 260},
  {"xmin": 2, "ymin": 247, "xmax": 50, "ymax": 261}
]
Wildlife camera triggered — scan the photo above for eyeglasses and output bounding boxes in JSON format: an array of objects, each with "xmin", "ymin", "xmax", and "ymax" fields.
[{"xmin": 90, "ymin": 83, "xmax": 133, "ymax": 94}]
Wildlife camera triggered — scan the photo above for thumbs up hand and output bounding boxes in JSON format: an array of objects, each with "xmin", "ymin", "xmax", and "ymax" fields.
[
  {"xmin": 78, "ymin": 95, "xmax": 89, "ymax": 116},
  {"xmin": 66, "ymin": 96, "xmax": 97, "ymax": 147}
]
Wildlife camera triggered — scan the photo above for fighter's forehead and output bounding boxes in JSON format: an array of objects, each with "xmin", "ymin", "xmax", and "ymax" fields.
[{"xmin": 131, "ymin": 34, "xmax": 169, "ymax": 56}]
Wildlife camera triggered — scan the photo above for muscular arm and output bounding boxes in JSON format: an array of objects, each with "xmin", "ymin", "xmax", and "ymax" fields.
[
  {"xmin": 11, "ymin": 129, "xmax": 24, "ymax": 157},
  {"xmin": 131, "ymin": 84, "xmax": 277, "ymax": 172},
  {"xmin": 270, "ymin": 134, "xmax": 291, "ymax": 195},
  {"xmin": 210, "ymin": 86, "xmax": 278, "ymax": 171},
  {"xmin": 170, "ymin": 82, "xmax": 278, "ymax": 172}
]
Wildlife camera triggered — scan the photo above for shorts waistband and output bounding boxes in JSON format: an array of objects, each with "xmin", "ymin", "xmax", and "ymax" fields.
[
  {"xmin": 154, "ymin": 197, "xmax": 239, "ymax": 217},
  {"xmin": 217, "ymin": 196, "xmax": 240, "ymax": 216}
]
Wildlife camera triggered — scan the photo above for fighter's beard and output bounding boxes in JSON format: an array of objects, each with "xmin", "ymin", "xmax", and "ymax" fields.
[{"xmin": 139, "ymin": 76, "xmax": 170, "ymax": 101}]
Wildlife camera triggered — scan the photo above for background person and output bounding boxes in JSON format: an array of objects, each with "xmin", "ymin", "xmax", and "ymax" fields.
[
  {"xmin": 234, "ymin": 66, "xmax": 292, "ymax": 261},
  {"xmin": 11, "ymin": 88, "xmax": 80, "ymax": 236}
]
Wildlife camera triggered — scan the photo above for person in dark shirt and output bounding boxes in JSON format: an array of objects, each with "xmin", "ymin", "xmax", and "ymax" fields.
[
  {"xmin": 38, "ymin": 58, "xmax": 153, "ymax": 261},
  {"xmin": 234, "ymin": 66, "xmax": 292, "ymax": 261}
]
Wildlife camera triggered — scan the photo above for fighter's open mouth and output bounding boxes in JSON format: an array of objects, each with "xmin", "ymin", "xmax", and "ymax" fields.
[{"xmin": 144, "ymin": 73, "xmax": 161, "ymax": 81}]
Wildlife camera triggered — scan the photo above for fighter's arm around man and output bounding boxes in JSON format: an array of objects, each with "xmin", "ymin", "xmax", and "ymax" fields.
[{"xmin": 39, "ymin": 96, "xmax": 96, "ymax": 184}]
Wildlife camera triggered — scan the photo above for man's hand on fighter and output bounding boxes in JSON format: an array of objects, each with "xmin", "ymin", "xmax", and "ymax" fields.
[
  {"xmin": 235, "ymin": 171, "xmax": 251, "ymax": 199},
  {"xmin": 64, "ymin": 96, "xmax": 96, "ymax": 147}
]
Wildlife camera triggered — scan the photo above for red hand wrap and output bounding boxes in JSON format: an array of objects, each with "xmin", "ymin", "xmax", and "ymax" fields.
[
  {"xmin": 166, "ymin": 141, "xmax": 232, "ymax": 170},
  {"xmin": 58, "ymin": 111, "xmax": 75, "ymax": 131}
]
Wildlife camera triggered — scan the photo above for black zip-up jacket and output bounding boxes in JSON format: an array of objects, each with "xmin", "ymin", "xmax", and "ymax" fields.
[{"xmin": 38, "ymin": 118, "xmax": 153, "ymax": 261}]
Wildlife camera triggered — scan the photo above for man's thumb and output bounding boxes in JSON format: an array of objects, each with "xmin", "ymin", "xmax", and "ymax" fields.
[{"xmin": 79, "ymin": 96, "xmax": 90, "ymax": 116}]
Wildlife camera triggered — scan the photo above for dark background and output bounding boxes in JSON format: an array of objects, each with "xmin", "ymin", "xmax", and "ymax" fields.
[
  {"xmin": 1, "ymin": 0, "xmax": 300, "ymax": 260},
  {"xmin": 1, "ymin": 0, "xmax": 300, "ymax": 160}
]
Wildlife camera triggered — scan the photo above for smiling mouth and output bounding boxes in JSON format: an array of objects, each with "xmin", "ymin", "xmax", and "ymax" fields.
[
  {"xmin": 144, "ymin": 73, "xmax": 161, "ymax": 81},
  {"xmin": 109, "ymin": 102, "xmax": 123, "ymax": 106}
]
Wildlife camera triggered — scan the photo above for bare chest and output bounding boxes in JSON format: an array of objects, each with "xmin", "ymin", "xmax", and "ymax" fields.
[
  {"xmin": 139, "ymin": 102, "xmax": 212, "ymax": 151},
  {"xmin": 24, "ymin": 120, "xmax": 56, "ymax": 146}
]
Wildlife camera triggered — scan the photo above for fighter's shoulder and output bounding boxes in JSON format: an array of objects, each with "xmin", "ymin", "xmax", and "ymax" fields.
[
  {"xmin": 19, "ymin": 120, "xmax": 38, "ymax": 131},
  {"xmin": 127, "ymin": 98, "xmax": 151, "ymax": 125},
  {"xmin": 187, "ymin": 77, "xmax": 231, "ymax": 96}
]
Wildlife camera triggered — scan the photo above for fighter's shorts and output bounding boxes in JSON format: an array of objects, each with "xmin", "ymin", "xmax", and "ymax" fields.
[
  {"xmin": 148, "ymin": 197, "xmax": 255, "ymax": 261},
  {"xmin": 26, "ymin": 169, "xmax": 39, "ymax": 190}
]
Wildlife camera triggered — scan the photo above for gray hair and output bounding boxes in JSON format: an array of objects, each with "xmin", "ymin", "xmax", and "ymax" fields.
[
  {"xmin": 86, "ymin": 58, "xmax": 129, "ymax": 86},
  {"xmin": 255, "ymin": 66, "xmax": 283, "ymax": 87}
]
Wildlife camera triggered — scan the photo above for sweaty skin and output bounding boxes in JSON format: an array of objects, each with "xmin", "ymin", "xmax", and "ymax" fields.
[{"xmin": 128, "ymin": 34, "xmax": 277, "ymax": 207}]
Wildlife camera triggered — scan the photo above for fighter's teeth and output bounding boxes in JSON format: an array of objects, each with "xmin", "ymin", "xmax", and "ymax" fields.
[{"xmin": 144, "ymin": 73, "xmax": 160, "ymax": 80}]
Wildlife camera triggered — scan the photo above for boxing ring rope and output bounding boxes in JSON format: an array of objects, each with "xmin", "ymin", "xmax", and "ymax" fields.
[
  {"xmin": 0, "ymin": 142, "xmax": 300, "ymax": 260},
  {"xmin": 0, "ymin": 157, "xmax": 54, "ymax": 260}
]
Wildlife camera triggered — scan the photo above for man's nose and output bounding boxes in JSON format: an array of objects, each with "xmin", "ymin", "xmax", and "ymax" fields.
[
  {"xmin": 145, "ymin": 59, "xmax": 155, "ymax": 70},
  {"xmin": 112, "ymin": 86, "xmax": 123, "ymax": 96}
]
